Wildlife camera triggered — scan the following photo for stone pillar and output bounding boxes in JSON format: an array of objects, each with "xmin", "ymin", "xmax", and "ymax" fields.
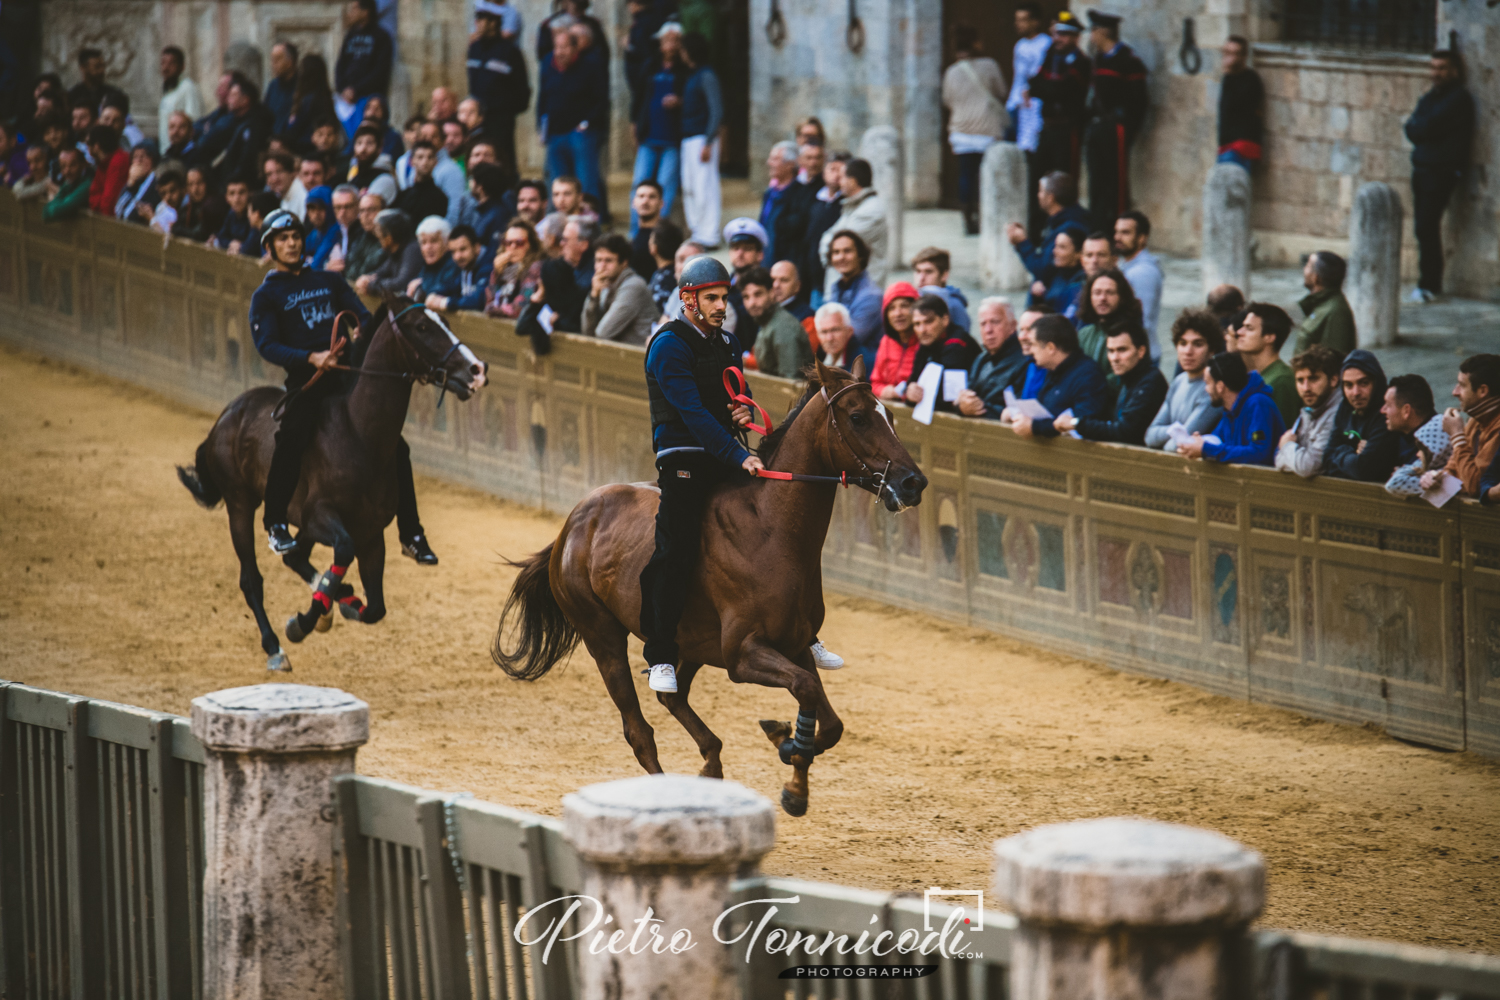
[
  {"xmin": 1201, "ymin": 162, "xmax": 1253, "ymax": 298},
  {"xmin": 191, "ymin": 684, "xmax": 370, "ymax": 1000},
  {"xmin": 980, "ymin": 142, "xmax": 1030, "ymax": 291},
  {"xmin": 860, "ymin": 126, "xmax": 905, "ymax": 279},
  {"xmin": 994, "ymin": 818, "xmax": 1265, "ymax": 1000},
  {"xmin": 1348, "ymin": 181, "xmax": 1404, "ymax": 348},
  {"xmin": 562, "ymin": 774, "xmax": 776, "ymax": 1000}
]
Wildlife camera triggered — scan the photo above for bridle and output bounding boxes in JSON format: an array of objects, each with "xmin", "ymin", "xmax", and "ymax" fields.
[{"xmin": 300, "ymin": 304, "xmax": 474, "ymax": 399}]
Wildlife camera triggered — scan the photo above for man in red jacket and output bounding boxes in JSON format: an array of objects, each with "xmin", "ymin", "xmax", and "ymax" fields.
[{"xmin": 85, "ymin": 125, "xmax": 129, "ymax": 215}]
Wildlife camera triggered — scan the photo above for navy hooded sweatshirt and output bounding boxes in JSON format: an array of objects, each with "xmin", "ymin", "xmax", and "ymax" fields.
[
  {"xmin": 1324, "ymin": 349, "xmax": 1414, "ymax": 482},
  {"xmin": 249, "ymin": 268, "xmax": 370, "ymax": 377},
  {"xmin": 1202, "ymin": 369, "xmax": 1284, "ymax": 465}
]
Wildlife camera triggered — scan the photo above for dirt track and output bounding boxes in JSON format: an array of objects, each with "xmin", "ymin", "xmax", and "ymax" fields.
[{"xmin": 2, "ymin": 343, "xmax": 1498, "ymax": 952}]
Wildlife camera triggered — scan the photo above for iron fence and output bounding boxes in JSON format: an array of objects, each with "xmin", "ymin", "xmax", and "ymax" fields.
[
  {"xmin": 0, "ymin": 681, "xmax": 204, "ymax": 1000},
  {"xmin": 1281, "ymin": 0, "xmax": 1437, "ymax": 53}
]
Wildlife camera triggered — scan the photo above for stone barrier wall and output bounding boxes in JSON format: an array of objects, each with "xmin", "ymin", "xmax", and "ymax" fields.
[{"xmin": 2, "ymin": 192, "xmax": 1498, "ymax": 758}]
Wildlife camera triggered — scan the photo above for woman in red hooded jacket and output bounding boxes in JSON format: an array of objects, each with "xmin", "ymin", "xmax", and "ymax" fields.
[
  {"xmin": 871, "ymin": 281, "xmax": 920, "ymax": 399},
  {"xmin": 85, "ymin": 125, "xmax": 130, "ymax": 216}
]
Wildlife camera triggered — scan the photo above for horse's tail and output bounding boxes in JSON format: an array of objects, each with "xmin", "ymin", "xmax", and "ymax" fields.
[
  {"xmin": 176, "ymin": 440, "xmax": 223, "ymax": 509},
  {"xmin": 491, "ymin": 542, "xmax": 579, "ymax": 681}
]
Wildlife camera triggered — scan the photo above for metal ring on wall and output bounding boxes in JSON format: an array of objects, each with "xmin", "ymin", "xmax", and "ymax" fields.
[{"xmin": 1180, "ymin": 17, "xmax": 1202, "ymax": 74}]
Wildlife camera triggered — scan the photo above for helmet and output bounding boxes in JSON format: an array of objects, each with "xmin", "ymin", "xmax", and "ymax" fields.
[
  {"xmin": 260, "ymin": 208, "xmax": 306, "ymax": 251},
  {"xmin": 678, "ymin": 254, "xmax": 731, "ymax": 292}
]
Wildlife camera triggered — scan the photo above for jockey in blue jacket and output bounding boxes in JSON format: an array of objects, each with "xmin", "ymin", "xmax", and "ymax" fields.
[{"xmin": 639, "ymin": 255, "xmax": 843, "ymax": 693}]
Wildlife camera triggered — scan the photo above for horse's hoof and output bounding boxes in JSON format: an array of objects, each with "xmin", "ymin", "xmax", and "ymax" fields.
[
  {"xmin": 285, "ymin": 615, "xmax": 308, "ymax": 643},
  {"xmin": 315, "ymin": 611, "xmax": 333, "ymax": 633},
  {"xmin": 338, "ymin": 600, "xmax": 363, "ymax": 622},
  {"xmin": 760, "ymin": 719, "xmax": 792, "ymax": 743},
  {"xmin": 266, "ymin": 650, "xmax": 292, "ymax": 672},
  {"xmin": 781, "ymin": 787, "xmax": 808, "ymax": 817}
]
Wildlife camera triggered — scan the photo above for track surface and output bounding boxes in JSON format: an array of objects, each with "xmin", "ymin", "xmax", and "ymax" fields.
[{"xmin": 2, "ymin": 345, "xmax": 1498, "ymax": 952}]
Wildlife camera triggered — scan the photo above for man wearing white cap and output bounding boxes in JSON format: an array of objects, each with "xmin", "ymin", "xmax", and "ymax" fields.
[{"xmin": 468, "ymin": 0, "xmax": 531, "ymax": 176}]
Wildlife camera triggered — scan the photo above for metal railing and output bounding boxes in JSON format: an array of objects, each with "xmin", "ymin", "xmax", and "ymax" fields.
[
  {"xmin": 1281, "ymin": 0, "xmax": 1437, "ymax": 52},
  {"xmin": 0, "ymin": 681, "xmax": 204, "ymax": 1000}
]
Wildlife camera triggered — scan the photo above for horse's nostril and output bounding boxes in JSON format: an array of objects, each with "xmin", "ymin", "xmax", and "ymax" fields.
[{"xmin": 471, "ymin": 363, "xmax": 484, "ymax": 375}]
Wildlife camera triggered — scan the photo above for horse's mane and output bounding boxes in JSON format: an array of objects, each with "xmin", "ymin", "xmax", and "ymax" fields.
[{"xmin": 756, "ymin": 365, "xmax": 858, "ymax": 463}]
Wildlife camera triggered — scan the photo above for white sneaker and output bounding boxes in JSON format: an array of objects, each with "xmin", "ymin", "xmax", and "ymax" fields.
[
  {"xmin": 647, "ymin": 663, "xmax": 678, "ymax": 693},
  {"xmin": 1408, "ymin": 288, "xmax": 1435, "ymax": 304},
  {"xmin": 810, "ymin": 641, "xmax": 845, "ymax": 670}
]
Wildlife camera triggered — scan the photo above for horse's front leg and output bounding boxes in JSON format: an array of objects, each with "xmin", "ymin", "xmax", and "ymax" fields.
[
  {"xmin": 730, "ymin": 639, "xmax": 843, "ymax": 817},
  {"xmin": 285, "ymin": 517, "xmax": 357, "ymax": 642},
  {"xmin": 351, "ymin": 533, "xmax": 386, "ymax": 624}
]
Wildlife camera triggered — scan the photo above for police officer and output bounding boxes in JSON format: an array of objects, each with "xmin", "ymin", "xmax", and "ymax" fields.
[
  {"xmin": 1083, "ymin": 9, "xmax": 1149, "ymax": 226},
  {"xmin": 1028, "ymin": 11, "xmax": 1091, "ymax": 196},
  {"xmin": 249, "ymin": 209, "xmax": 439, "ymax": 564},
  {"xmin": 640, "ymin": 256, "xmax": 842, "ymax": 694},
  {"xmin": 467, "ymin": 0, "xmax": 530, "ymax": 177}
]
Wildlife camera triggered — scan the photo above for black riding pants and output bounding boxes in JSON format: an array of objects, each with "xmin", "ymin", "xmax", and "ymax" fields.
[
  {"xmin": 263, "ymin": 376, "xmax": 424, "ymax": 540},
  {"xmin": 638, "ymin": 450, "xmax": 734, "ymax": 667}
]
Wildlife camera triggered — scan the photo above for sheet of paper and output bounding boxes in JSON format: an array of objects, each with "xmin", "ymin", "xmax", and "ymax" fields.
[
  {"xmin": 912, "ymin": 362, "xmax": 943, "ymax": 425},
  {"xmin": 1201, "ymin": 434, "xmax": 1222, "ymax": 446},
  {"xmin": 1422, "ymin": 471, "xmax": 1463, "ymax": 508},
  {"xmin": 1003, "ymin": 387, "xmax": 1018, "ymax": 408},
  {"xmin": 538, "ymin": 305, "xmax": 556, "ymax": 334},
  {"xmin": 1056, "ymin": 408, "xmax": 1082, "ymax": 440},
  {"xmin": 1012, "ymin": 398, "xmax": 1053, "ymax": 420},
  {"xmin": 1165, "ymin": 421, "xmax": 1191, "ymax": 446},
  {"xmin": 942, "ymin": 369, "xmax": 967, "ymax": 402}
]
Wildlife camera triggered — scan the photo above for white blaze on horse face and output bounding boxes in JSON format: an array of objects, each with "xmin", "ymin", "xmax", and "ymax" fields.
[
  {"xmin": 423, "ymin": 307, "xmax": 487, "ymax": 389},
  {"xmin": 874, "ymin": 400, "xmax": 892, "ymax": 429}
]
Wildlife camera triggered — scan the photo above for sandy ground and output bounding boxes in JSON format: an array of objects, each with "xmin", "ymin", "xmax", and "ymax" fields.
[{"xmin": 2, "ymin": 343, "xmax": 1498, "ymax": 953}]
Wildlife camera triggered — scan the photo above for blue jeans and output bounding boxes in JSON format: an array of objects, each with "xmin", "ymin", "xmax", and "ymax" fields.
[
  {"xmin": 630, "ymin": 142, "xmax": 680, "ymax": 236},
  {"xmin": 1216, "ymin": 149, "xmax": 1255, "ymax": 172},
  {"xmin": 545, "ymin": 130, "xmax": 601, "ymax": 199}
]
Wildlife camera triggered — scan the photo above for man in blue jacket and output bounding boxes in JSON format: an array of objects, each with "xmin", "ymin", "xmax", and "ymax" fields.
[
  {"xmin": 1010, "ymin": 314, "xmax": 1110, "ymax": 438},
  {"xmin": 1178, "ymin": 352, "xmax": 1285, "ymax": 465},
  {"xmin": 538, "ymin": 25, "xmax": 608, "ymax": 199},
  {"xmin": 640, "ymin": 256, "xmax": 842, "ymax": 693},
  {"xmin": 468, "ymin": 0, "xmax": 531, "ymax": 176},
  {"xmin": 250, "ymin": 210, "xmax": 438, "ymax": 563},
  {"xmin": 1405, "ymin": 50, "xmax": 1474, "ymax": 302},
  {"xmin": 335, "ymin": 0, "xmax": 393, "ymax": 108},
  {"xmin": 1005, "ymin": 171, "xmax": 1093, "ymax": 279}
]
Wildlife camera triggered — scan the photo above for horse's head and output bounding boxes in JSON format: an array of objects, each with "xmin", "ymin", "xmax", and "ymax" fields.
[
  {"xmin": 814, "ymin": 358, "xmax": 927, "ymax": 511},
  {"xmin": 382, "ymin": 292, "xmax": 489, "ymax": 401}
]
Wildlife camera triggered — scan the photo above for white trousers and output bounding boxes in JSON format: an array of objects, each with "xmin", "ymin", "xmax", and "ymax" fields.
[{"xmin": 680, "ymin": 135, "xmax": 722, "ymax": 248}]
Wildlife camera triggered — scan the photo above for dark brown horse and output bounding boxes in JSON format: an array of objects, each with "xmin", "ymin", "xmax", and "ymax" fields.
[
  {"xmin": 492, "ymin": 359, "xmax": 926, "ymax": 815},
  {"xmin": 177, "ymin": 294, "xmax": 487, "ymax": 670}
]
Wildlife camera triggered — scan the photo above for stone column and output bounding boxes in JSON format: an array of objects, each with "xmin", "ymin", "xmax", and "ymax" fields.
[
  {"xmin": 1348, "ymin": 181, "xmax": 1404, "ymax": 348},
  {"xmin": 994, "ymin": 817, "xmax": 1265, "ymax": 1000},
  {"xmin": 980, "ymin": 142, "xmax": 1031, "ymax": 291},
  {"xmin": 860, "ymin": 126, "xmax": 905, "ymax": 279},
  {"xmin": 562, "ymin": 774, "xmax": 776, "ymax": 1000},
  {"xmin": 191, "ymin": 684, "xmax": 370, "ymax": 1000},
  {"xmin": 1201, "ymin": 162, "xmax": 1253, "ymax": 298}
]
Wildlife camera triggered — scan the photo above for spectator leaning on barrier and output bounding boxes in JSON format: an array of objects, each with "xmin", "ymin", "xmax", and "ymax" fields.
[
  {"xmin": 406, "ymin": 215, "xmax": 457, "ymax": 300},
  {"xmin": 356, "ymin": 208, "xmax": 421, "ymax": 295},
  {"xmin": 824, "ymin": 230, "xmax": 884, "ymax": 372},
  {"xmin": 1114, "ymin": 210, "xmax": 1162, "ymax": 359},
  {"xmin": 958, "ymin": 297, "xmax": 1027, "ymax": 419},
  {"xmin": 1481, "ymin": 449, "xmax": 1500, "ymax": 504},
  {"xmin": 211, "ymin": 177, "xmax": 252, "ymax": 250},
  {"xmin": 1178, "ymin": 351, "xmax": 1284, "ymax": 466},
  {"xmin": 583, "ymin": 232, "xmax": 655, "ymax": 344},
  {"xmin": 1145, "ymin": 309, "xmax": 1225, "ymax": 451},
  {"xmin": 1383, "ymin": 375, "xmax": 1450, "ymax": 498},
  {"xmin": 302, "ymin": 187, "xmax": 336, "ymax": 260},
  {"xmin": 1425, "ymin": 353, "xmax": 1500, "ymax": 497},
  {"xmin": 177, "ymin": 167, "xmax": 226, "ymax": 242},
  {"xmin": 428, "ymin": 224, "xmax": 491, "ymax": 312},
  {"xmin": 313, "ymin": 184, "xmax": 361, "ymax": 269},
  {"xmin": 911, "ymin": 247, "xmax": 970, "ymax": 332},
  {"xmin": 818, "ymin": 158, "xmax": 888, "ymax": 294},
  {"xmin": 485, "ymin": 219, "xmax": 545, "ymax": 319},
  {"xmin": 1056, "ymin": 323, "xmax": 1167, "ymax": 445},
  {"xmin": 741, "ymin": 266, "xmax": 812, "ymax": 378},
  {"xmin": 560, "ymin": 214, "xmax": 597, "ymax": 291},
  {"xmin": 1324, "ymin": 349, "xmax": 1408, "ymax": 483},
  {"xmin": 85, "ymin": 124, "xmax": 128, "ymax": 216},
  {"xmin": 1273, "ymin": 344, "xmax": 1343, "ymax": 478},
  {"xmin": 905, "ymin": 292, "xmax": 983, "ymax": 416},
  {"xmin": 1234, "ymin": 302, "xmax": 1299, "ymax": 428},
  {"xmin": 872, "ymin": 281, "xmax": 921, "ymax": 400},
  {"xmin": 147, "ymin": 167, "xmax": 187, "ymax": 236},
  {"xmin": 813, "ymin": 302, "xmax": 858, "ymax": 371},
  {"xmin": 43, "ymin": 147, "xmax": 92, "ymax": 222},
  {"xmin": 1010, "ymin": 314, "xmax": 1109, "ymax": 439},
  {"xmin": 1074, "ymin": 266, "xmax": 1140, "ymax": 370},
  {"xmin": 1295, "ymin": 251, "xmax": 1356, "ymax": 355},
  {"xmin": 1005, "ymin": 303, "xmax": 1054, "ymax": 406},
  {"xmin": 14, "ymin": 146, "xmax": 53, "ymax": 202},
  {"xmin": 344, "ymin": 192, "xmax": 389, "ymax": 278}
]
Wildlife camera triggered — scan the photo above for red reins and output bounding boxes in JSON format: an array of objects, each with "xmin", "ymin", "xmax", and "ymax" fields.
[
  {"xmin": 724, "ymin": 368, "xmax": 886, "ymax": 491},
  {"xmin": 723, "ymin": 366, "xmax": 776, "ymax": 438}
]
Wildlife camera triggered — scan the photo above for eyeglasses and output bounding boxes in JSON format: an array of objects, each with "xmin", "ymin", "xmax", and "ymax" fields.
[{"xmin": 503, "ymin": 237, "xmax": 529, "ymax": 247}]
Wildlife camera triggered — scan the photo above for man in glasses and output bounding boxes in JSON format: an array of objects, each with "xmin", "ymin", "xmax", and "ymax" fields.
[{"xmin": 249, "ymin": 210, "xmax": 440, "ymax": 564}]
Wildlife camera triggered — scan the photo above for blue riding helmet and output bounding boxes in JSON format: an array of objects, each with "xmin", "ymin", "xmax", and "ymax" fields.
[{"xmin": 678, "ymin": 254, "xmax": 731, "ymax": 292}]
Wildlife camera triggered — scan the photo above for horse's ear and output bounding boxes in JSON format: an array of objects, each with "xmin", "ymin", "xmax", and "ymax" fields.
[
  {"xmin": 814, "ymin": 357, "xmax": 836, "ymax": 387},
  {"xmin": 850, "ymin": 354, "xmax": 867, "ymax": 382},
  {"xmin": 379, "ymin": 288, "xmax": 401, "ymax": 314}
]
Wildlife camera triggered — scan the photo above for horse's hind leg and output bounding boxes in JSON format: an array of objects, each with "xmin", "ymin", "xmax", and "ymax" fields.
[
  {"xmin": 282, "ymin": 539, "xmax": 337, "ymax": 633},
  {"xmin": 285, "ymin": 518, "xmax": 357, "ymax": 643},
  {"xmin": 581, "ymin": 622, "xmax": 663, "ymax": 774},
  {"xmin": 656, "ymin": 663, "xmax": 724, "ymax": 778},
  {"xmin": 228, "ymin": 504, "xmax": 288, "ymax": 671}
]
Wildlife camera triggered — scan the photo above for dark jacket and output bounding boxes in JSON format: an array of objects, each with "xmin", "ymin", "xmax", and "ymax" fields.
[
  {"xmin": 467, "ymin": 34, "xmax": 531, "ymax": 120},
  {"xmin": 214, "ymin": 208, "xmax": 253, "ymax": 249},
  {"xmin": 1031, "ymin": 351, "xmax": 1110, "ymax": 437},
  {"xmin": 210, "ymin": 107, "xmax": 272, "ymax": 188},
  {"xmin": 264, "ymin": 75, "xmax": 297, "ymax": 134},
  {"xmin": 908, "ymin": 326, "xmax": 981, "ymax": 414},
  {"xmin": 633, "ymin": 57, "xmax": 689, "ymax": 143},
  {"xmin": 415, "ymin": 254, "xmax": 461, "ymax": 298},
  {"xmin": 248, "ymin": 267, "xmax": 370, "ymax": 375},
  {"xmin": 631, "ymin": 225, "xmax": 656, "ymax": 280},
  {"xmin": 393, "ymin": 179, "xmax": 449, "ymax": 224},
  {"xmin": 1034, "ymin": 264, "xmax": 1085, "ymax": 315},
  {"xmin": 645, "ymin": 320, "xmax": 751, "ymax": 466},
  {"xmin": 801, "ymin": 192, "xmax": 843, "ymax": 295},
  {"xmin": 366, "ymin": 239, "xmax": 424, "ymax": 296},
  {"xmin": 1323, "ymin": 349, "xmax": 1412, "ymax": 481},
  {"xmin": 1218, "ymin": 69, "xmax": 1264, "ymax": 150},
  {"xmin": 760, "ymin": 179, "xmax": 816, "ymax": 267},
  {"xmin": 335, "ymin": 24, "xmax": 394, "ymax": 99},
  {"xmin": 538, "ymin": 53, "xmax": 608, "ymax": 141},
  {"xmin": 1202, "ymin": 370, "xmax": 1284, "ymax": 465},
  {"xmin": 967, "ymin": 335, "xmax": 1030, "ymax": 418},
  {"xmin": 1075, "ymin": 356, "xmax": 1168, "ymax": 444},
  {"xmin": 1029, "ymin": 43, "xmax": 1091, "ymax": 129},
  {"xmin": 1405, "ymin": 81, "xmax": 1475, "ymax": 173},
  {"xmin": 1089, "ymin": 42, "xmax": 1148, "ymax": 140},
  {"xmin": 1014, "ymin": 203, "xmax": 1093, "ymax": 278}
]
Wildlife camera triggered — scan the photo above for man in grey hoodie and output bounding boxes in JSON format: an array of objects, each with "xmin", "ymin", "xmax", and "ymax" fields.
[{"xmin": 1274, "ymin": 344, "xmax": 1343, "ymax": 477}]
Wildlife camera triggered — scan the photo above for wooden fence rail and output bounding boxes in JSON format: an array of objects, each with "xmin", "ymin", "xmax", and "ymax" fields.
[{"xmin": 2, "ymin": 192, "xmax": 1499, "ymax": 756}]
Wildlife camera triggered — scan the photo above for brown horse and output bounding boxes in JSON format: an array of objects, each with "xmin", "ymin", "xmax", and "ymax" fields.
[
  {"xmin": 177, "ymin": 295, "xmax": 487, "ymax": 670},
  {"xmin": 491, "ymin": 359, "xmax": 926, "ymax": 815}
]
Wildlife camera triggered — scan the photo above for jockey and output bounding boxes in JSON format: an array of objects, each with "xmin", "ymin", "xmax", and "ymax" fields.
[
  {"xmin": 249, "ymin": 209, "xmax": 438, "ymax": 564},
  {"xmin": 640, "ymin": 255, "xmax": 843, "ymax": 694}
]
